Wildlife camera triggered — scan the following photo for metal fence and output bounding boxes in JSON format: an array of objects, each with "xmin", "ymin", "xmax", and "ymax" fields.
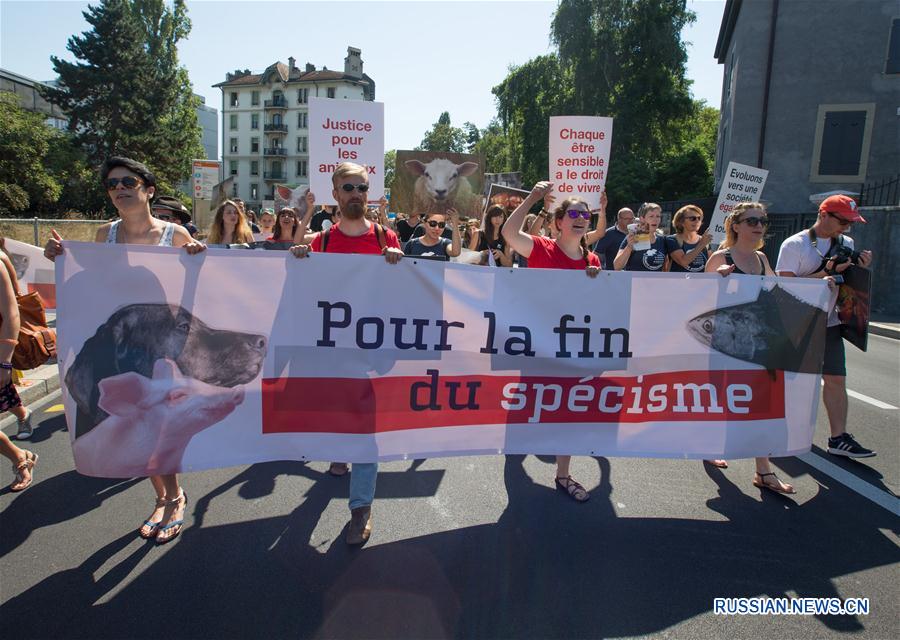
[
  {"xmin": 859, "ymin": 175, "xmax": 899, "ymax": 207},
  {"xmin": 0, "ymin": 217, "xmax": 105, "ymax": 247}
]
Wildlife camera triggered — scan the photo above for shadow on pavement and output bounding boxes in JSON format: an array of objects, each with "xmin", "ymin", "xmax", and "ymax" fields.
[{"xmin": 1, "ymin": 455, "xmax": 897, "ymax": 639}]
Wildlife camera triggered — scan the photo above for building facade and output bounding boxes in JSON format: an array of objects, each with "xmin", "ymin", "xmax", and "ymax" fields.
[
  {"xmin": 713, "ymin": 0, "xmax": 899, "ymax": 212},
  {"xmin": 213, "ymin": 47, "xmax": 375, "ymax": 209},
  {"xmin": 0, "ymin": 68, "xmax": 67, "ymax": 130},
  {"xmin": 196, "ymin": 94, "xmax": 219, "ymax": 162}
]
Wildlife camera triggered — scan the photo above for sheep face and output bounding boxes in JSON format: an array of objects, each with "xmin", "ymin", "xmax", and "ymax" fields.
[{"xmin": 405, "ymin": 159, "xmax": 479, "ymax": 202}]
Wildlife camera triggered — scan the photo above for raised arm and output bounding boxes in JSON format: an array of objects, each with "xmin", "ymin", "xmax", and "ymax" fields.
[
  {"xmin": 501, "ymin": 181, "xmax": 552, "ymax": 259},
  {"xmin": 583, "ymin": 191, "xmax": 608, "ymax": 246},
  {"xmin": 292, "ymin": 191, "xmax": 316, "ymax": 244},
  {"xmin": 670, "ymin": 231, "xmax": 713, "ymax": 269},
  {"xmin": 447, "ymin": 208, "xmax": 462, "ymax": 258}
]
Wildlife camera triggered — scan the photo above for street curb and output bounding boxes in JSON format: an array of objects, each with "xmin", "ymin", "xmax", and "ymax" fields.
[
  {"xmin": 17, "ymin": 369, "xmax": 61, "ymax": 407},
  {"xmin": 869, "ymin": 323, "xmax": 900, "ymax": 340}
]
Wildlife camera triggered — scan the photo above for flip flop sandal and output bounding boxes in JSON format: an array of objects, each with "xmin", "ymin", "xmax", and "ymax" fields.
[
  {"xmin": 138, "ymin": 497, "xmax": 168, "ymax": 539},
  {"xmin": 9, "ymin": 450, "xmax": 38, "ymax": 492},
  {"xmin": 753, "ymin": 472, "xmax": 796, "ymax": 495},
  {"xmin": 555, "ymin": 475, "xmax": 590, "ymax": 502},
  {"xmin": 156, "ymin": 492, "xmax": 188, "ymax": 545},
  {"xmin": 706, "ymin": 459, "xmax": 728, "ymax": 469},
  {"xmin": 329, "ymin": 462, "xmax": 349, "ymax": 477}
]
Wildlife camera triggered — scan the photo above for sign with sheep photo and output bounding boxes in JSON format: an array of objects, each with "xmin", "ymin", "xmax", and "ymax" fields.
[{"xmin": 393, "ymin": 151, "xmax": 484, "ymax": 219}]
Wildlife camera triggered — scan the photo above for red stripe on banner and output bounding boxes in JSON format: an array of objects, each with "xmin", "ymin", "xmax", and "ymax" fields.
[{"xmin": 262, "ymin": 370, "xmax": 785, "ymax": 435}]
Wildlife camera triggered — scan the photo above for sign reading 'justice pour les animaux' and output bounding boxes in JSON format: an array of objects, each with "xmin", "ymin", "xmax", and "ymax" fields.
[{"xmin": 56, "ymin": 242, "xmax": 829, "ymax": 478}]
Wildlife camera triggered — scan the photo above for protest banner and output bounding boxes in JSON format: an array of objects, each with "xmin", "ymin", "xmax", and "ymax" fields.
[
  {"xmin": 487, "ymin": 184, "xmax": 530, "ymax": 214},
  {"xmin": 548, "ymin": 116, "xmax": 613, "ymax": 210},
  {"xmin": 191, "ymin": 160, "xmax": 221, "ymax": 234},
  {"xmin": 308, "ymin": 97, "xmax": 384, "ymax": 205},
  {"xmin": 484, "ymin": 172, "xmax": 523, "ymax": 195},
  {"xmin": 393, "ymin": 151, "xmax": 484, "ymax": 218},
  {"xmin": 4, "ymin": 238, "xmax": 56, "ymax": 309},
  {"xmin": 837, "ymin": 266, "xmax": 872, "ymax": 351},
  {"xmin": 709, "ymin": 162, "xmax": 769, "ymax": 244},
  {"xmin": 57, "ymin": 242, "xmax": 830, "ymax": 478}
]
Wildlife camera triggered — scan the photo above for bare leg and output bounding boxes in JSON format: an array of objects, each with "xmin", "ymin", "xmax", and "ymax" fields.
[
  {"xmin": 754, "ymin": 457, "xmax": 794, "ymax": 493},
  {"xmin": 1, "ymin": 432, "xmax": 32, "ymax": 490},
  {"xmin": 822, "ymin": 374, "xmax": 848, "ymax": 438},
  {"xmin": 156, "ymin": 473, "xmax": 186, "ymax": 543},
  {"xmin": 9, "ymin": 405, "xmax": 26, "ymax": 420},
  {"xmin": 555, "ymin": 455, "xmax": 571, "ymax": 479}
]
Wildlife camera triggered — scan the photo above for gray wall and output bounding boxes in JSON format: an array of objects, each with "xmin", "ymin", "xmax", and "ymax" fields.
[
  {"xmin": 851, "ymin": 207, "xmax": 900, "ymax": 317},
  {"xmin": 715, "ymin": 0, "xmax": 899, "ymax": 213}
]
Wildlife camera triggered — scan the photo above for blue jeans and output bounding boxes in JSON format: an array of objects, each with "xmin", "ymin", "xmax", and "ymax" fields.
[{"xmin": 349, "ymin": 463, "xmax": 377, "ymax": 510}]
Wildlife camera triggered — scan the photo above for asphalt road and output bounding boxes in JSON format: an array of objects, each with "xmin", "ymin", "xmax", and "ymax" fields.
[{"xmin": 1, "ymin": 337, "xmax": 898, "ymax": 639}]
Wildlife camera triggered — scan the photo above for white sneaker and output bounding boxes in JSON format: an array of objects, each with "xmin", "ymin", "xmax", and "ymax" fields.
[{"xmin": 15, "ymin": 409, "xmax": 33, "ymax": 440}]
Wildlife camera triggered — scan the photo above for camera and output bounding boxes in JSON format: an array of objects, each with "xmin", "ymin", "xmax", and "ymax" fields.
[{"xmin": 830, "ymin": 244, "xmax": 861, "ymax": 266}]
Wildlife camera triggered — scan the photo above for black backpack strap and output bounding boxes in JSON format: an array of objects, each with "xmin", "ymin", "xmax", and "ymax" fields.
[
  {"xmin": 320, "ymin": 227, "xmax": 332, "ymax": 253},
  {"xmin": 724, "ymin": 249, "xmax": 734, "ymax": 266},
  {"xmin": 755, "ymin": 252, "xmax": 765, "ymax": 273}
]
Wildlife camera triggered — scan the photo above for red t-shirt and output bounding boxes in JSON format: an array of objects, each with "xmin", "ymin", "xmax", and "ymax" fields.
[
  {"xmin": 310, "ymin": 223, "xmax": 401, "ymax": 255},
  {"xmin": 527, "ymin": 234, "xmax": 600, "ymax": 270}
]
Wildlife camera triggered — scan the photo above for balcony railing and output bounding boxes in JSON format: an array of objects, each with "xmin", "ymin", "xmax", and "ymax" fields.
[
  {"xmin": 263, "ymin": 148, "xmax": 287, "ymax": 157},
  {"xmin": 264, "ymin": 123, "xmax": 288, "ymax": 133},
  {"xmin": 264, "ymin": 97, "xmax": 288, "ymax": 109},
  {"xmin": 263, "ymin": 172, "xmax": 286, "ymax": 181}
]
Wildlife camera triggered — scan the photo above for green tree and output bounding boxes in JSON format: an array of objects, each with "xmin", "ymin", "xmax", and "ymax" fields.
[
  {"xmin": 41, "ymin": 0, "xmax": 202, "ymax": 197},
  {"xmin": 417, "ymin": 111, "xmax": 467, "ymax": 153},
  {"xmin": 493, "ymin": 55, "xmax": 574, "ymax": 186},
  {"xmin": 471, "ymin": 119, "xmax": 513, "ymax": 174},
  {"xmin": 384, "ymin": 149, "xmax": 396, "ymax": 192},
  {"xmin": 0, "ymin": 93, "xmax": 61, "ymax": 214}
]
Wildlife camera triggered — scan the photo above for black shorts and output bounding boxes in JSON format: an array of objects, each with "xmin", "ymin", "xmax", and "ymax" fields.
[{"xmin": 822, "ymin": 325, "xmax": 846, "ymax": 377}]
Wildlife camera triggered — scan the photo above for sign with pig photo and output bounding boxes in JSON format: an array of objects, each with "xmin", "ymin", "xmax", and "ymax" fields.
[
  {"xmin": 57, "ymin": 241, "xmax": 832, "ymax": 478},
  {"xmin": 392, "ymin": 151, "xmax": 484, "ymax": 218}
]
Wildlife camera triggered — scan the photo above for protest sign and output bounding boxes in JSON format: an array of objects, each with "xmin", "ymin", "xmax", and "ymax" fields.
[
  {"xmin": 837, "ymin": 266, "xmax": 872, "ymax": 351},
  {"xmin": 4, "ymin": 238, "xmax": 56, "ymax": 309},
  {"xmin": 709, "ymin": 162, "xmax": 769, "ymax": 244},
  {"xmin": 274, "ymin": 183, "xmax": 310, "ymax": 217},
  {"xmin": 57, "ymin": 242, "xmax": 830, "ymax": 478},
  {"xmin": 393, "ymin": 151, "xmax": 484, "ymax": 218},
  {"xmin": 191, "ymin": 160, "xmax": 221, "ymax": 233},
  {"xmin": 484, "ymin": 172, "xmax": 523, "ymax": 195},
  {"xmin": 308, "ymin": 97, "xmax": 384, "ymax": 205},
  {"xmin": 486, "ymin": 184, "xmax": 530, "ymax": 214},
  {"xmin": 548, "ymin": 116, "xmax": 613, "ymax": 209}
]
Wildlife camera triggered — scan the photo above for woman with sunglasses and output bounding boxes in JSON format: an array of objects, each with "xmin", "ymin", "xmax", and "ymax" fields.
[
  {"xmin": 502, "ymin": 181, "xmax": 600, "ymax": 502},
  {"xmin": 206, "ymin": 200, "xmax": 255, "ymax": 246},
  {"xmin": 476, "ymin": 205, "xmax": 513, "ymax": 267},
  {"xmin": 44, "ymin": 156, "xmax": 207, "ymax": 542},
  {"xmin": 704, "ymin": 202, "xmax": 795, "ymax": 494},
  {"xmin": 613, "ymin": 202, "xmax": 668, "ymax": 272},
  {"xmin": 269, "ymin": 191, "xmax": 316, "ymax": 246},
  {"xmin": 403, "ymin": 209, "xmax": 461, "ymax": 261},
  {"xmin": 666, "ymin": 204, "xmax": 713, "ymax": 273}
]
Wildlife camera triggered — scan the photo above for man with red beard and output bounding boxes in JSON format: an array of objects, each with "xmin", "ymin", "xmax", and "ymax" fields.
[{"xmin": 290, "ymin": 162, "xmax": 402, "ymax": 545}]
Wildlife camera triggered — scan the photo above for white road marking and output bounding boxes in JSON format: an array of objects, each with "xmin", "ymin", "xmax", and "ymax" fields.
[
  {"xmin": 846, "ymin": 389, "xmax": 898, "ymax": 410},
  {"xmin": 799, "ymin": 452, "xmax": 900, "ymax": 515}
]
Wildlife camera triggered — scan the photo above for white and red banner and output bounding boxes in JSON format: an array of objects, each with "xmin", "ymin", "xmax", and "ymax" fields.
[
  {"xmin": 5, "ymin": 238, "xmax": 56, "ymax": 309},
  {"xmin": 57, "ymin": 242, "xmax": 830, "ymax": 478},
  {"xmin": 308, "ymin": 96, "xmax": 384, "ymax": 205},
  {"xmin": 709, "ymin": 161, "xmax": 769, "ymax": 244},
  {"xmin": 548, "ymin": 116, "xmax": 613, "ymax": 210}
]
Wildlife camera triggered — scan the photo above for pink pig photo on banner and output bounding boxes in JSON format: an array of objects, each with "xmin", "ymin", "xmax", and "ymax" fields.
[{"xmin": 548, "ymin": 115, "xmax": 613, "ymax": 210}]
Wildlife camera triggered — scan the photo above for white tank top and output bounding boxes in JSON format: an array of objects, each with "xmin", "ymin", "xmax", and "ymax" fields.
[{"xmin": 107, "ymin": 220, "xmax": 176, "ymax": 247}]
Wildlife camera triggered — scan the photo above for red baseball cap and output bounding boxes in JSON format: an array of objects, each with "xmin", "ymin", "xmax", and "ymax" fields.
[{"xmin": 819, "ymin": 194, "xmax": 866, "ymax": 223}]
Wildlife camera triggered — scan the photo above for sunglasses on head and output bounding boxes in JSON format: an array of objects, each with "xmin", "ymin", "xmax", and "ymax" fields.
[
  {"xmin": 566, "ymin": 209, "xmax": 591, "ymax": 220},
  {"xmin": 826, "ymin": 212, "xmax": 852, "ymax": 226},
  {"xmin": 426, "ymin": 220, "xmax": 446, "ymax": 229},
  {"xmin": 105, "ymin": 176, "xmax": 143, "ymax": 190},
  {"xmin": 737, "ymin": 216, "xmax": 769, "ymax": 228},
  {"xmin": 340, "ymin": 183, "xmax": 369, "ymax": 193}
]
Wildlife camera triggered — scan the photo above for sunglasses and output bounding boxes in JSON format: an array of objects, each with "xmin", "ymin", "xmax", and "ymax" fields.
[
  {"xmin": 426, "ymin": 221, "xmax": 446, "ymax": 229},
  {"xmin": 105, "ymin": 176, "xmax": 143, "ymax": 190},
  {"xmin": 683, "ymin": 215, "xmax": 701, "ymax": 222},
  {"xmin": 154, "ymin": 213, "xmax": 175, "ymax": 221},
  {"xmin": 827, "ymin": 212, "xmax": 852, "ymax": 226},
  {"xmin": 566, "ymin": 210, "xmax": 591, "ymax": 220},
  {"xmin": 340, "ymin": 183, "xmax": 370, "ymax": 193},
  {"xmin": 737, "ymin": 216, "xmax": 769, "ymax": 228}
]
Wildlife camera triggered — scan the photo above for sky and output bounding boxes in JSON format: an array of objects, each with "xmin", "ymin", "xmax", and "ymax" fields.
[{"xmin": 0, "ymin": 0, "xmax": 726, "ymax": 157}]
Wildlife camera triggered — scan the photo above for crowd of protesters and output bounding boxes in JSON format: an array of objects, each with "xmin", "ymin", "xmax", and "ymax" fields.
[{"xmin": 0, "ymin": 154, "xmax": 873, "ymax": 548}]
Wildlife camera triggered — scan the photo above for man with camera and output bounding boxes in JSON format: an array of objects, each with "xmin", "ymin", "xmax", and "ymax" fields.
[{"xmin": 776, "ymin": 195, "xmax": 874, "ymax": 458}]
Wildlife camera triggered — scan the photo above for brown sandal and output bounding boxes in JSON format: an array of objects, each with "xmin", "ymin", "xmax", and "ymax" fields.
[
  {"xmin": 555, "ymin": 475, "xmax": 590, "ymax": 502},
  {"xmin": 329, "ymin": 462, "xmax": 349, "ymax": 477},
  {"xmin": 9, "ymin": 450, "xmax": 38, "ymax": 492},
  {"xmin": 753, "ymin": 472, "xmax": 796, "ymax": 495}
]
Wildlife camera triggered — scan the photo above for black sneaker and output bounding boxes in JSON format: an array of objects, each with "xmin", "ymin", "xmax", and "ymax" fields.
[{"xmin": 827, "ymin": 433, "xmax": 876, "ymax": 459}]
